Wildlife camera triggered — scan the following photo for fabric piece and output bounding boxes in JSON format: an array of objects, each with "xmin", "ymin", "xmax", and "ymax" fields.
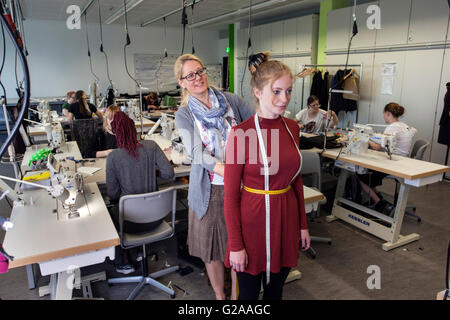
[
  {"xmin": 330, "ymin": 69, "xmax": 358, "ymax": 113},
  {"xmin": 310, "ymin": 71, "xmax": 329, "ymax": 108},
  {"xmin": 187, "ymin": 185, "xmax": 227, "ymax": 263},
  {"xmin": 343, "ymin": 74, "xmax": 359, "ymax": 101},
  {"xmin": 84, "ymin": 128, "xmax": 118, "ymax": 158},
  {"xmin": 224, "ymin": 116, "xmax": 308, "ymax": 276}
]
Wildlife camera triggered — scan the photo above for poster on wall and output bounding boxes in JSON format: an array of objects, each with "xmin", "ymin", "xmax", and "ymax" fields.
[{"xmin": 381, "ymin": 62, "xmax": 397, "ymax": 95}]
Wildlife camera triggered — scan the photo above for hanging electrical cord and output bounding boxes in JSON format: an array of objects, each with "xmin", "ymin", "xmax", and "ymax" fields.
[
  {"xmin": 240, "ymin": 0, "xmax": 252, "ymax": 98},
  {"xmin": 0, "ymin": 1, "xmax": 30, "ymax": 158},
  {"xmin": 181, "ymin": 1, "xmax": 188, "ymax": 55},
  {"xmin": 163, "ymin": 17, "xmax": 168, "ymax": 58},
  {"xmin": 15, "ymin": 0, "xmax": 27, "ymax": 55},
  {"xmin": 83, "ymin": 12, "xmax": 100, "ymax": 83},
  {"xmin": 344, "ymin": 0, "xmax": 358, "ymax": 72},
  {"xmin": 122, "ymin": 0, "xmax": 139, "ymax": 87},
  {"xmin": 97, "ymin": 0, "xmax": 113, "ymax": 88},
  {"xmin": 191, "ymin": 2, "xmax": 195, "ymax": 54},
  {"xmin": 0, "ymin": 22, "xmax": 6, "ymax": 102}
]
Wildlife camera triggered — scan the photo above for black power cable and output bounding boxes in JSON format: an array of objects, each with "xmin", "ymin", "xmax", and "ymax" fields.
[
  {"xmin": 0, "ymin": 3, "xmax": 30, "ymax": 158},
  {"xmin": 191, "ymin": 2, "xmax": 195, "ymax": 54},
  {"xmin": 122, "ymin": 0, "xmax": 139, "ymax": 88},
  {"xmin": 240, "ymin": 0, "xmax": 252, "ymax": 98},
  {"xmin": 181, "ymin": 1, "xmax": 188, "ymax": 55},
  {"xmin": 97, "ymin": 0, "xmax": 113, "ymax": 88},
  {"xmin": 83, "ymin": 13, "xmax": 100, "ymax": 83}
]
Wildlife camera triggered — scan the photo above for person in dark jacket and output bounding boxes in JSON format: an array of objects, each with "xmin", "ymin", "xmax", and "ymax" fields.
[
  {"xmin": 106, "ymin": 111, "xmax": 174, "ymax": 274},
  {"xmin": 85, "ymin": 105, "xmax": 120, "ymax": 158},
  {"xmin": 438, "ymin": 82, "xmax": 450, "ymax": 146}
]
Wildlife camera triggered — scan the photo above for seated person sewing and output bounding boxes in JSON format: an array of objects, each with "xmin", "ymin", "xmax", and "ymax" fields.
[
  {"xmin": 84, "ymin": 105, "xmax": 120, "ymax": 158},
  {"xmin": 106, "ymin": 111, "xmax": 174, "ymax": 274},
  {"xmin": 61, "ymin": 90, "xmax": 76, "ymax": 116},
  {"xmin": 295, "ymin": 95, "xmax": 338, "ymax": 134},
  {"xmin": 143, "ymin": 92, "xmax": 161, "ymax": 112},
  {"xmin": 296, "ymin": 95, "xmax": 338, "ymax": 133},
  {"xmin": 358, "ymin": 102, "xmax": 417, "ymax": 213},
  {"xmin": 67, "ymin": 90, "xmax": 103, "ymax": 123}
]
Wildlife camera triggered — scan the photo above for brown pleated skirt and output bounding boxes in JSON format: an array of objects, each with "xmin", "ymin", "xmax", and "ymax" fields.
[{"xmin": 187, "ymin": 184, "xmax": 227, "ymax": 264}]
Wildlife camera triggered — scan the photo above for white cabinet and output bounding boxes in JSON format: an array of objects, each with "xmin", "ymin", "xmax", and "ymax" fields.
[
  {"xmin": 271, "ymin": 21, "xmax": 284, "ymax": 54},
  {"xmin": 283, "ymin": 18, "xmax": 297, "ymax": 53},
  {"xmin": 297, "ymin": 15, "xmax": 314, "ymax": 52},
  {"xmin": 408, "ymin": 0, "xmax": 450, "ymax": 44},
  {"xmin": 375, "ymin": 0, "xmax": 410, "ymax": 47},
  {"xmin": 260, "ymin": 24, "xmax": 272, "ymax": 52},
  {"xmin": 326, "ymin": 6, "xmax": 352, "ymax": 51},
  {"xmin": 350, "ymin": 1, "xmax": 378, "ymax": 49}
]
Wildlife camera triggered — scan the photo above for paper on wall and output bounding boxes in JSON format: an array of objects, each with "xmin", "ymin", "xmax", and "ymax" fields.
[{"xmin": 381, "ymin": 76, "xmax": 394, "ymax": 95}]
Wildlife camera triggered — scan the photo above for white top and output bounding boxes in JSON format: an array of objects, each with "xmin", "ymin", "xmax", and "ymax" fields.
[
  {"xmin": 295, "ymin": 108, "xmax": 329, "ymax": 134},
  {"xmin": 384, "ymin": 121, "xmax": 417, "ymax": 157}
]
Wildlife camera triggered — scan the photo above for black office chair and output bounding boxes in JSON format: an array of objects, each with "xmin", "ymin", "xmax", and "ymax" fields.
[
  {"xmin": 384, "ymin": 139, "xmax": 430, "ymax": 222},
  {"xmin": 107, "ymin": 187, "xmax": 179, "ymax": 300},
  {"xmin": 70, "ymin": 118, "xmax": 100, "ymax": 158},
  {"xmin": 300, "ymin": 151, "xmax": 331, "ymax": 259}
]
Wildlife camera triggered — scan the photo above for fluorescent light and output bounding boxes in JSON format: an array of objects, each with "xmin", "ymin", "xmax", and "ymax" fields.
[
  {"xmin": 105, "ymin": 0, "xmax": 144, "ymax": 25},
  {"xmin": 189, "ymin": 0, "xmax": 287, "ymax": 28}
]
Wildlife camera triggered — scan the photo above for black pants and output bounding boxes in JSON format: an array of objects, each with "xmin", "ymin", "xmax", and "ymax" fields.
[{"xmin": 237, "ymin": 268, "xmax": 291, "ymax": 300}]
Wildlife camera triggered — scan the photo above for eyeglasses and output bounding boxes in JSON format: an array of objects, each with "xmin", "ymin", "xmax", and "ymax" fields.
[{"xmin": 180, "ymin": 67, "xmax": 207, "ymax": 81}]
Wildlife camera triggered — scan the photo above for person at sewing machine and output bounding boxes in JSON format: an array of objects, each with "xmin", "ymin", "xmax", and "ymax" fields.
[
  {"xmin": 143, "ymin": 92, "xmax": 161, "ymax": 112},
  {"xmin": 85, "ymin": 105, "xmax": 120, "ymax": 158},
  {"xmin": 295, "ymin": 95, "xmax": 338, "ymax": 134},
  {"xmin": 61, "ymin": 90, "xmax": 76, "ymax": 117},
  {"xmin": 358, "ymin": 102, "xmax": 417, "ymax": 213},
  {"xmin": 174, "ymin": 53, "xmax": 254, "ymax": 300},
  {"xmin": 67, "ymin": 90, "xmax": 103, "ymax": 123},
  {"xmin": 106, "ymin": 111, "xmax": 174, "ymax": 274}
]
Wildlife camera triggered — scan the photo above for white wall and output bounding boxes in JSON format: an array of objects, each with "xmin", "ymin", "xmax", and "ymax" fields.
[
  {"xmin": 326, "ymin": 0, "xmax": 450, "ymax": 164},
  {"xmin": 2, "ymin": 19, "xmax": 222, "ymax": 100}
]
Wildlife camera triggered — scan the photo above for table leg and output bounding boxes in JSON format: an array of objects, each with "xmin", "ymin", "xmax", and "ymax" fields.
[{"xmin": 26, "ymin": 264, "xmax": 36, "ymax": 290}]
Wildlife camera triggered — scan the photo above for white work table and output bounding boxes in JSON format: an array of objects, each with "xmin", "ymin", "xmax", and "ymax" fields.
[
  {"xmin": 321, "ymin": 148, "xmax": 450, "ymax": 251},
  {"xmin": 21, "ymin": 141, "xmax": 82, "ymax": 172},
  {"xmin": 3, "ymin": 183, "xmax": 120, "ymax": 299}
]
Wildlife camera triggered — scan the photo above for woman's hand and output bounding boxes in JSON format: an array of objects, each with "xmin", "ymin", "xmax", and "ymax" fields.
[
  {"xmin": 213, "ymin": 163, "xmax": 225, "ymax": 177},
  {"xmin": 229, "ymin": 249, "xmax": 248, "ymax": 273},
  {"xmin": 300, "ymin": 229, "xmax": 311, "ymax": 251}
]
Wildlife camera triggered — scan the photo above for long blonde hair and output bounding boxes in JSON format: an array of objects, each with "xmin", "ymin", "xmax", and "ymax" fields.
[
  {"xmin": 248, "ymin": 52, "xmax": 294, "ymax": 106},
  {"xmin": 173, "ymin": 54, "xmax": 206, "ymax": 106},
  {"xmin": 103, "ymin": 105, "xmax": 120, "ymax": 133}
]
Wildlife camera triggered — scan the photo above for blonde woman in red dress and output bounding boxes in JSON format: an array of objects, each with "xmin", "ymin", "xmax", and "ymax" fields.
[{"xmin": 224, "ymin": 53, "xmax": 310, "ymax": 300}]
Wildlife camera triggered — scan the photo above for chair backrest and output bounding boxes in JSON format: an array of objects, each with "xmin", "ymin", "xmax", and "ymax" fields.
[
  {"xmin": 119, "ymin": 187, "xmax": 177, "ymax": 226},
  {"xmin": 409, "ymin": 139, "xmax": 430, "ymax": 160},
  {"xmin": 300, "ymin": 151, "xmax": 321, "ymax": 189},
  {"xmin": 70, "ymin": 118, "xmax": 100, "ymax": 157}
]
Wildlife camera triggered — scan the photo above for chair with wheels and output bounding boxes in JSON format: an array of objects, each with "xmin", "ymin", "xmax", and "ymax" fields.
[
  {"xmin": 300, "ymin": 151, "xmax": 331, "ymax": 259},
  {"xmin": 107, "ymin": 187, "xmax": 179, "ymax": 300},
  {"xmin": 384, "ymin": 139, "xmax": 430, "ymax": 222}
]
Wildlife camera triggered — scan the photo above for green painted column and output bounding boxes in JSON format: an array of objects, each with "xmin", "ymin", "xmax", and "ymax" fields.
[
  {"xmin": 228, "ymin": 24, "xmax": 235, "ymax": 93},
  {"xmin": 317, "ymin": 0, "xmax": 350, "ymax": 68}
]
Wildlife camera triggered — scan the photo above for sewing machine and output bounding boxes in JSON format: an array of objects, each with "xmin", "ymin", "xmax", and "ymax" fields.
[{"xmin": 343, "ymin": 123, "xmax": 396, "ymax": 159}]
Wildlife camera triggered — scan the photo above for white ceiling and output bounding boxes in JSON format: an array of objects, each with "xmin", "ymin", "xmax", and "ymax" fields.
[{"xmin": 19, "ymin": 0, "xmax": 322, "ymax": 31}]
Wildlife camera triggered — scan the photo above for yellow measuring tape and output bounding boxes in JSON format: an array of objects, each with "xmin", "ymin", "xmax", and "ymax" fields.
[{"xmin": 243, "ymin": 185, "xmax": 291, "ymax": 195}]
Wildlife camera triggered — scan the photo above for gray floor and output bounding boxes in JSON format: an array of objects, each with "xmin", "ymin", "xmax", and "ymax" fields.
[{"xmin": 1, "ymin": 161, "xmax": 449, "ymax": 300}]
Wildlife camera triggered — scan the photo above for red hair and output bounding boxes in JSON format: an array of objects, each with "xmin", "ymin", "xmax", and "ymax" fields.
[{"xmin": 111, "ymin": 111, "xmax": 141, "ymax": 159}]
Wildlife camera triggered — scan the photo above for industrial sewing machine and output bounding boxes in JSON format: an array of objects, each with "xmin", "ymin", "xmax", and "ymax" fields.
[
  {"xmin": 0, "ymin": 154, "xmax": 84, "ymax": 220},
  {"xmin": 343, "ymin": 123, "xmax": 396, "ymax": 159}
]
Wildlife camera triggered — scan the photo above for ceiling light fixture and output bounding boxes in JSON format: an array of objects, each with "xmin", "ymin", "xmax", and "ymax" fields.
[
  {"xmin": 104, "ymin": 0, "xmax": 144, "ymax": 24},
  {"xmin": 188, "ymin": 0, "xmax": 287, "ymax": 29}
]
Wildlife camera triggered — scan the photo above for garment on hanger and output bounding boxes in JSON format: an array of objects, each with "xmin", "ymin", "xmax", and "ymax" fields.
[
  {"xmin": 310, "ymin": 71, "xmax": 329, "ymax": 108},
  {"xmin": 329, "ymin": 69, "xmax": 357, "ymax": 113},
  {"xmin": 343, "ymin": 71, "xmax": 359, "ymax": 101},
  {"xmin": 438, "ymin": 85, "xmax": 450, "ymax": 146}
]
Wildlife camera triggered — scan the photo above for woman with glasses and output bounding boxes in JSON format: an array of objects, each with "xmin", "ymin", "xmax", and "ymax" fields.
[
  {"xmin": 295, "ymin": 95, "xmax": 338, "ymax": 134},
  {"xmin": 174, "ymin": 54, "xmax": 254, "ymax": 300}
]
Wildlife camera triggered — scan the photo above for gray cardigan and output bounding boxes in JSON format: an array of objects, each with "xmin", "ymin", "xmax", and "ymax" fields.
[
  {"xmin": 106, "ymin": 140, "xmax": 174, "ymax": 201},
  {"xmin": 175, "ymin": 91, "xmax": 254, "ymax": 220}
]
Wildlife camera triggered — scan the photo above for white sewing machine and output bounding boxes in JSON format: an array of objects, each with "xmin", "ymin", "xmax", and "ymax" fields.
[{"xmin": 343, "ymin": 123, "xmax": 396, "ymax": 159}]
